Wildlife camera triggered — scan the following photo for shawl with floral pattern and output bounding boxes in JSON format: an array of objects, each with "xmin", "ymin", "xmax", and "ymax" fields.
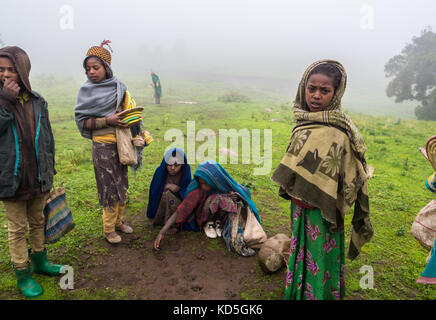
[{"xmin": 271, "ymin": 60, "xmax": 373, "ymax": 260}]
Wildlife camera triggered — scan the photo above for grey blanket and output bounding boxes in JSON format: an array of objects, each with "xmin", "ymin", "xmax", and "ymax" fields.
[{"xmin": 75, "ymin": 77, "xmax": 126, "ymax": 139}]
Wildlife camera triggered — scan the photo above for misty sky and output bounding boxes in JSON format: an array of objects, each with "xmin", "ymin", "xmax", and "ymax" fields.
[{"xmin": 1, "ymin": 0, "xmax": 435, "ymax": 116}]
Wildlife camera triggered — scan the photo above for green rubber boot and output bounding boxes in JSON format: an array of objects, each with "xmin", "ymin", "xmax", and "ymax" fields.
[
  {"xmin": 14, "ymin": 265, "xmax": 43, "ymax": 298},
  {"xmin": 29, "ymin": 249, "xmax": 63, "ymax": 276}
]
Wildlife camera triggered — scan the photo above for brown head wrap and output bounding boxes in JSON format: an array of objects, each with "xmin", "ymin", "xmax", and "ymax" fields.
[{"xmin": 0, "ymin": 46, "xmax": 32, "ymax": 92}]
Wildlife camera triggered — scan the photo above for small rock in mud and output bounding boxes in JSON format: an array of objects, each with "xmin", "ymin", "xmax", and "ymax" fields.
[
  {"xmin": 191, "ymin": 284, "xmax": 203, "ymax": 292},
  {"xmin": 195, "ymin": 253, "xmax": 206, "ymax": 260},
  {"xmin": 225, "ymin": 289, "xmax": 237, "ymax": 298}
]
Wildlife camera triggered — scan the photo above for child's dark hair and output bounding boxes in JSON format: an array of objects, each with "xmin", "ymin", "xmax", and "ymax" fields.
[
  {"xmin": 307, "ymin": 63, "xmax": 342, "ymax": 90},
  {"xmin": 83, "ymin": 56, "xmax": 112, "ymax": 79}
]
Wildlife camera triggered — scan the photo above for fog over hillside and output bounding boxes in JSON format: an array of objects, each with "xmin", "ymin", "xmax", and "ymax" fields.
[{"xmin": 1, "ymin": 0, "xmax": 434, "ymax": 118}]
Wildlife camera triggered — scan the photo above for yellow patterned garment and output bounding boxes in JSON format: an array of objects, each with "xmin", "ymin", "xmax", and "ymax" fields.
[
  {"xmin": 92, "ymin": 131, "xmax": 116, "ymax": 144},
  {"xmin": 17, "ymin": 91, "xmax": 29, "ymax": 106},
  {"xmin": 92, "ymin": 91, "xmax": 135, "ymax": 144}
]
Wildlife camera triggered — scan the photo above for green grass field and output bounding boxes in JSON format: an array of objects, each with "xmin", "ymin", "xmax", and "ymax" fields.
[{"xmin": 0, "ymin": 74, "xmax": 435, "ymax": 300}]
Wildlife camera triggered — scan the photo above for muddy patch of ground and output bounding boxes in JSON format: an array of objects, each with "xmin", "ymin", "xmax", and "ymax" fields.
[{"xmin": 75, "ymin": 211, "xmax": 286, "ymax": 300}]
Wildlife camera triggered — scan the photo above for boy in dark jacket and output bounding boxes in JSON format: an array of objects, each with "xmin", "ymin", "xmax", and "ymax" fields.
[{"xmin": 0, "ymin": 46, "xmax": 63, "ymax": 298}]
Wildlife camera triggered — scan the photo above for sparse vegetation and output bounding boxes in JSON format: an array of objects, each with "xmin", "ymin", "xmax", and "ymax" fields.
[
  {"xmin": 0, "ymin": 76, "xmax": 435, "ymax": 300},
  {"xmin": 218, "ymin": 91, "xmax": 250, "ymax": 103}
]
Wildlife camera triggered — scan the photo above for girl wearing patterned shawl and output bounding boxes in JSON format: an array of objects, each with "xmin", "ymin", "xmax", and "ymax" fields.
[
  {"xmin": 75, "ymin": 40, "xmax": 141, "ymax": 244},
  {"xmin": 147, "ymin": 148, "xmax": 193, "ymax": 232},
  {"xmin": 271, "ymin": 60, "xmax": 374, "ymax": 300},
  {"xmin": 154, "ymin": 160, "xmax": 261, "ymax": 255}
]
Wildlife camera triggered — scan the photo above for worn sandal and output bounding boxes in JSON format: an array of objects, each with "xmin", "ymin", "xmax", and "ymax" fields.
[
  {"xmin": 105, "ymin": 232, "xmax": 122, "ymax": 244},
  {"xmin": 116, "ymin": 224, "xmax": 133, "ymax": 234}
]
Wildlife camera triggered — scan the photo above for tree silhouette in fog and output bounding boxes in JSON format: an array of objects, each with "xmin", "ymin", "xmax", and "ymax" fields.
[{"xmin": 385, "ymin": 27, "xmax": 436, "ymax": 120}]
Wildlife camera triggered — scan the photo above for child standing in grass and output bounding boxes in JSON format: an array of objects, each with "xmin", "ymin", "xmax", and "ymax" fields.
[
  {"xmin": 75, "ymin": 40, "xmax": 139, "ymax": 244},
  {"xmin": 0, "ymin": 46, "xmax": 63, "ymax": 298},
  {"xmin": 151, "ymin": 72, "xmax": 161, "ymax": 104},
  {"xmin": 271, "ymin": 60, "xmax": 374, "ymax": 300}
]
